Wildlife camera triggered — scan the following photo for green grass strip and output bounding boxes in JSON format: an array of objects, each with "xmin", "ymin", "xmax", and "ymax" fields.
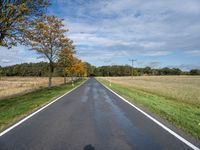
[
  {"xmin": 99, "ymin": 79, "xmax": 200, "ymax": 140},
  {"xmin": 0, "ymin": 79, "xmax": 85, "ymax": 131}
]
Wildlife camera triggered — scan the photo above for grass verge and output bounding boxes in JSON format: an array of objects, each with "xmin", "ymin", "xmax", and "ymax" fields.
[
  {"xmin": 0, "ymin": 78, "xmax": 85, "ymax": 131},
  {"xmin": 98, "ymin": 78, "xmax": 200, "ymax": 140}
]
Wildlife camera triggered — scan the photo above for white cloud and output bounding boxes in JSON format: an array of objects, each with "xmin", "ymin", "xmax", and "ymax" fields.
[
  {"xmin": 76, "ymin": 48, "xmax": 128, "ymax": 62},
  {"xmin": 185, "ymin": 50, "xmax": 200, "ymax": 56},
  {"xmin": 98, "ymin": 0, "xmax": 134, "ymax": 14},
  {"xmin": 145, "ymin": 61, "xmax": 162, "ymax": 68},
  {"xmin": 69, "ymin": 33, "xmax": 133, "ymax": 47},
  {"xmin": 1, "ymin": 59, "xmax": 11, "ymax": 63},
  {"xmin": 168, "ymin": 64, "xmax": 200, "ymax": 71},
  {"xmin": 0, "ymin": 46, "xmax": 45, "ymax": 66},
  {"xmin": 143, "ymin": 51, "xmax": 171, "ymax": 56},
  {"xmin": 139, "ymin": 42, "xmax": 166, "ymax": 49}
]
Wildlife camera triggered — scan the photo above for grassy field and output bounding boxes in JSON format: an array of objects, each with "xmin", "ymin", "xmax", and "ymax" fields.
[
  {"xmin": 100, "ymin": 76, "xmax": 200, "ymax": 106},
  {"xmin": 98, "ymin": 76, "xmax": 200, "ymax": 140},
  {"xmin": 0, "ymin": 78, "xmax": 85, "ymax": 131},
  {"xmin": 0, "ymin": 77, "xmax": 72, "ymax": 99}
]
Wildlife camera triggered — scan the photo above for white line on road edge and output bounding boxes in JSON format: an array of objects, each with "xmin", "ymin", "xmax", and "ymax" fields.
[
  {"xmin": 98, "ymin": 80, "xmax": 200, "ymax": 150},
  {"xmin": 0, "ymin": 79, "xmax": 88, "ymax": 137}
]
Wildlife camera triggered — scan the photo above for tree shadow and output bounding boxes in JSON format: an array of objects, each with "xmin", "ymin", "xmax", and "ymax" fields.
[{"xmin": 83, "ymin": 144, "xmax": 95, "ymax": 150}]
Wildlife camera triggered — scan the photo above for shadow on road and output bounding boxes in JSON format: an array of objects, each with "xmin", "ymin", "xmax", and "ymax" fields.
[{"xmin": 83, "ymin": 144, "xmax": 95, "ymax": 150}]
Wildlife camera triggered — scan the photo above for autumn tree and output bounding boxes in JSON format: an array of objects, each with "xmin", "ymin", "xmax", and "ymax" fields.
[
  {"xmin": 78, "ymin": 62, "xmax": 87, "ymax": 77},
  {"xmin": 0, "ymin": 0, "xmax": 49, "ymax": 48},
  {"xmin": 27, "ymin": 16, "xmax": 67, "ymax": 87},
  {"xmin": 73, "ymin": 59, "xmax": 86, "ymax": 77},
  {"xmin": 58, "ymin": 39, "xmax": 75, "ymax": 84},
  {"xmin": 65, "ymin": 56, "xmax": 86, "ymax": 85}
]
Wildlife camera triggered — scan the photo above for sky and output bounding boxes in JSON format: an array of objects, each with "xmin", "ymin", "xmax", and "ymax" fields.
[{"xmin": 0, "ymin": 0, "xmax": 200, "ymax": 70}]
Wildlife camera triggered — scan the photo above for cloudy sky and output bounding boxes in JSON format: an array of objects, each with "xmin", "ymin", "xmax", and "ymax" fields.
[{"xmin": 0, "ymin": 0, "xmax": 200, "ymax": 70}]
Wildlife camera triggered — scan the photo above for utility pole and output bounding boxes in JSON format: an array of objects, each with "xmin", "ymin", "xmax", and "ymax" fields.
[
  {"xmin": 108, "ymin": 71, "xmax": 111, "ymax": 86},
  {"xmin": 129, "ymin": 59, "xmax": 137, "ymax": 78}
]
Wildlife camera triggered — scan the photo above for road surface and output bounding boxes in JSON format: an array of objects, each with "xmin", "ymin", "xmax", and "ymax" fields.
[{"xmin": 0, "ymin": 78, "xmax": 198, "ymax": 150}]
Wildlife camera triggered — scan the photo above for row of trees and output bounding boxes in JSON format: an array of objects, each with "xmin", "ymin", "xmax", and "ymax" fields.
[
  {"xmin": 0, "ymin": 61, "xmax": 87, "ymax": 77},
  {"xmin": 85, "ymin": 64, "xmax": 200, "ymax": 76},
  {"xmin": 0, "ymin": 0, "xmax": 87, "ymax": 87},
  {"xmin": 0, "ymin": 62, "xmax": 49, "ymax": 76},
  {"xmin": 1, "ymin": 63, "xmax": 199, "ymax": 77}
]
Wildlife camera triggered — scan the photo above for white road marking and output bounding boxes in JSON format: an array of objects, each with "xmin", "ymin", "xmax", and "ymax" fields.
[
  {"xmin": 98, "ymin": 80, "xmax": 200, "ymax": 150},
  {"xmin": 0, "ymin": 79, "xmax": 87, "ymax": 137}
]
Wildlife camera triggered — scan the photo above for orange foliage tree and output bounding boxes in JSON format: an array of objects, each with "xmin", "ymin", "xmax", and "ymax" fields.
[
  {"xmin": 0, "ymin": 0, "xmax": 49, "ymax": 48},
  {"xmin": 27, "ymin": 15, "xmax": 68, "ymax": 87},
  {"xmin": 58, "ymin": 39, "xmax": 75, "ymax": 84},
  {"xmin": 65, "ymin": 56, "xmax": 87, "ymax": 86}
]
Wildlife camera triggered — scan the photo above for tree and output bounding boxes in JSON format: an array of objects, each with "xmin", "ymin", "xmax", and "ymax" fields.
[
  {"xmin": 190, "ymin": 69, "xmax": 200, "ymax": 75},
  {"xmin": 143, "ymin": 67, "xmax": 152, "ymax": 75},
  {"xmin": 65, "ymin": 55, "xmax": 76, "ymax": 86},
  {"xmin": 27, "ymin": 15, "xmax": 67, "ymax": 87},
  {"xmin": 84, "ymin": 62, "xmax": 96, "ymax": 76},
  {"xmin": 172, "ymin": 68, "xmax": 182, "ymax": 75},
  {"xmin": 58, "ymin": 39, "xmax": 75, "ymax": 84},
  {"xmin": 0, "ymin": 0, "xmax": 49, "ymax": 48},
  {"xmin": 77, "ymin": 61, "xmax": 87, "ymax": 77},
  {"xmin": 65, "ymin": 56, "xmax": 86, "ymax": 84}
]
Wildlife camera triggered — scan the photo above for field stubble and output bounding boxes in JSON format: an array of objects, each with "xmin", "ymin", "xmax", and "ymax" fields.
[
  {"xmin": 102, "ymin": 76, "xmax": 200, "ymax": 106},
  {"xmin": 0, "ymin": 77, "xmax": 71, "ymax": 99}
]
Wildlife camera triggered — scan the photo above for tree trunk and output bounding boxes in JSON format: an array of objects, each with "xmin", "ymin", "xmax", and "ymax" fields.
[
  {"xmin": 48, "ymin": 61, "xmax": 53, "ymax": 88},
  {"xmin": 71, "ymin": 76, "xmax": 74, "ymax": 87},
  {"xmin": 48, "ymin": 73, "xmax": 52, "ymax": 88},
  {"xmin": 63, "ymin": 69, "xmax": 66, "ymax": 84}
]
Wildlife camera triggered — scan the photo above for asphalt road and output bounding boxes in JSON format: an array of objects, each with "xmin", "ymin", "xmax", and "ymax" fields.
[{"xmin": 0, "ymin": 78, "xmax": 198, "ymax": 150}]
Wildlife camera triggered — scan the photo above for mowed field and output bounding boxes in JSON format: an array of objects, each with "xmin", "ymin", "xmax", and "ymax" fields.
[
  {"xmin": 0, "ymin": 77, "xmax": 71, "ymax": 99},
  {"xmin": 101, "ymin": 76, "xmax": 200, "ymax": 106},
  {"xmin": 98, "ymin": 76, "xmax": 200, "ymax": 139}
]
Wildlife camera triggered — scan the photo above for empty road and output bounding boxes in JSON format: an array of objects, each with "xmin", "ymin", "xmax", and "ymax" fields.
[{"xmin": 0, "ymin": 78, "xmax": 198, "ymax": 150}]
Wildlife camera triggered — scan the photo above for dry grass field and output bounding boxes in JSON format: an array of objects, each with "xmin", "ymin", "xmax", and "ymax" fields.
[
  {"xmin": 100, "ymin": 76, "xmax": 200, "ymax": 106},
  {"xmin": 0, "ymin": 77, "xmax": 71, "ymax": 99}
]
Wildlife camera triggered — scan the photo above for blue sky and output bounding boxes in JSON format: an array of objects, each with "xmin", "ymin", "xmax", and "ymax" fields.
[{"xmin": 0, "ymin": 0, "xmax": 200, "ymax": 70}]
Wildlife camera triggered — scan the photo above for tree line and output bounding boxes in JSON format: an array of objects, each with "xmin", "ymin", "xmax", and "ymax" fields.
[
  {"xmin": 85, "ymin": 64, "xmax": 200, "ymax": 76},
  {"xmin": 1, "ymin": 62, "xmax": 199, "ymax": 77},
  {"xmin": 0, "ymin": 61, "xmax": 87, "ymax": 77},
  {"xmin": 0, "ymin": 0, "xmax": 87, "ymax": 87}
]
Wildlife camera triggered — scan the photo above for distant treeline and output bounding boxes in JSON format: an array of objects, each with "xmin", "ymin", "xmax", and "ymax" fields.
[
  {"xmin": 0, "ymin": 62, "xmax": 63, "ymax": 77},
  {"xmin": 86, "ymin": 64, "xmax": 200, "ymax": 76},
  {"xmin": 0, "ymin": 62, "xmax": 200, "ymax": 76}
]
